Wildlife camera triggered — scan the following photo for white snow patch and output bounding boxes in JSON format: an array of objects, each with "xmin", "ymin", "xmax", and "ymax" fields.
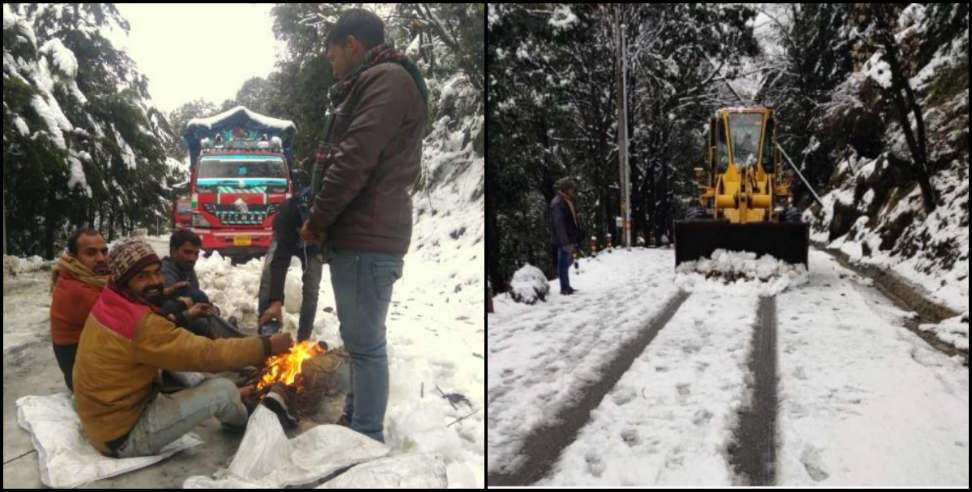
[
  {"xmin": 675, "ymin": 249, "xmax": 809, "ymax": 296},
  {"xmin": 918, "ymin": 312, "xmax": 970, "ymax": 351},
  {"xmin": 30, "ymin": 95, "xmax": 66, "ymax": 149},
  {"xmin": 12, "ymin": 116, "xmax": 29, "ymax": 136},
  {"xmin": 862, "ymin": 52, "xmax": 893, "ymax": 89},
  {"xmin": 548, "ymin": 5, "xmax": 578, "ymax": 29},
  {"xmin": 111, "ymin": 124, "xmax": 137, "ymax": 169},
  {"xmin": 186, "ymin": 106, "xmax": 295, "ymax": 132},
  {"xmin": 39, "ymin": 38, "xmax": 78, "ymax": 78},
  {"xmin": 406, "ymin": 34, "xmax": 421, "ymax": 57},
  {"xmin": 66, "ymin": 154, "xmax": 93, "ymax": 197},
  {"xmin": 509, "ymin": 263, "xmax": 549, "ymax": 304}
]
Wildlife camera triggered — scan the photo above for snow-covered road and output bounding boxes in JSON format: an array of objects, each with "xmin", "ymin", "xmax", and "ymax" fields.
[{"xmin": 487, "ymin": 248, "xmax": 968, "ymax": 486}]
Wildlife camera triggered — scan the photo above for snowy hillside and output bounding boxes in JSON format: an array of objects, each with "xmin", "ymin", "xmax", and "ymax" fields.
[{"xmin": 804, "ymin": 7, "xmax": 969, "ymax": 324}]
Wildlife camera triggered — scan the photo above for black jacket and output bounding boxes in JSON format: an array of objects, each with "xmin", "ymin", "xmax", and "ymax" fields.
[
  {"xmin": 268, "ymin": 187, "xmax": 321, "ymax": 303},
  {"xmin": 550, "ymin": 194, "xmax": 581, "ymax": 248}
]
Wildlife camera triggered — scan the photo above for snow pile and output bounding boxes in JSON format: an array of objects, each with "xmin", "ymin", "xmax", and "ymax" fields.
[
  {"xmin": 918, "ymin": 311, "xmax": 970, "ymax": 351},
  {"xmin": 675, "ymin": 249, "xmax": 809, "ymax": 296},
  {"xmin": 508, "ymin": 263, "xmax": 549, "ymax": 304},
  {"xmin": 3, "ymin": 255, "xmax": 53, "ymax": 278}
]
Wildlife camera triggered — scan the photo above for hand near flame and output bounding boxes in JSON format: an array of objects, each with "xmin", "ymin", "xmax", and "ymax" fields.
[{"xmin": 269, "ymin": 332, "xmax": 293, "ymax": 356}]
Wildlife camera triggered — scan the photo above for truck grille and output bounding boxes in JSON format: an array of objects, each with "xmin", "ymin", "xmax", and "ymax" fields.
[{"xmin": 202, "ymin": 203, "xmax": 278, "ymax": 225}]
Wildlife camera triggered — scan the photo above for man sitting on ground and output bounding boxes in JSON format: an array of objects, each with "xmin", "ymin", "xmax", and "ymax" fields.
[
  {"xmin": 161, "ymin": 229, "xmax": 209, "ymax": 305},
  {"xmin": 50, "ymin": 228, "xmax": 109, "ymax": 393},
  {"xmin": 161, "ymin": 228, "xmax": 244, "ymax": 339},
  {"xmin": 72, "ymin": 238, "xmax": 292, "ymax": 458}
]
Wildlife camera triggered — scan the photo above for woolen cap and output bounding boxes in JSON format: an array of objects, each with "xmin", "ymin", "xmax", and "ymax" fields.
[{"xmin": 108, "ymin": 238, "xmax": 160, "ymax": 287}]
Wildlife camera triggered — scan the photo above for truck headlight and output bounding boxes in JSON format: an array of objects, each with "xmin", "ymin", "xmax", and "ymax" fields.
[{"xmin": 192, "ymin": 212, "xmax": 211, "ymax": 227}]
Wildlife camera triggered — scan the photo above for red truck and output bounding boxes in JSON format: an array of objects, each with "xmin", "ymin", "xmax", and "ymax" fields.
[{"xmin": 180, "ymin": 106, "xmax": 297, "ymax": 261}]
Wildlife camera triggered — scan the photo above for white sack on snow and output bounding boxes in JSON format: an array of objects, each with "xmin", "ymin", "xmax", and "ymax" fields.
[
  {"xmin": 183, "ymin": 405, "xmax": 391, "ymax": 488},
  {"xmin": 15, "ymin": 392, "xmax": 203, "ymax": 488},
  {"xmin": 316, "ymin": 452, "xmax": 448, "ymax": 488}
]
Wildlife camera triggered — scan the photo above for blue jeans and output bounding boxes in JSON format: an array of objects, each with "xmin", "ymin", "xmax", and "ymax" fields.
[
  {"xmin": 329, "ymin": 248, "xmax": 403, "ymax": 443},
  {"xmin": 257, "ymin": 239, "xmax": 324, "ymax": 341},
  {"xmin": 114, "ymin": 377, "xmax": 245, "ymax": 457},
  {"xmin": 557, "ymin": 246, "xmax": 573, "ymax": 292}
]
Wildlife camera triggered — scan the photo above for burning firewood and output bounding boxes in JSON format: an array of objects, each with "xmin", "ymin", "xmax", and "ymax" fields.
[{"xmin": 239, "ymin": 340, "xmax": 349, "ymax": 425}]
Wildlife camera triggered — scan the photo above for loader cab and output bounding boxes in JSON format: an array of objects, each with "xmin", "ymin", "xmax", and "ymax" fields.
[{"xmin": 711, "ymin": 108, "xmax": 775, "ymax": 174}]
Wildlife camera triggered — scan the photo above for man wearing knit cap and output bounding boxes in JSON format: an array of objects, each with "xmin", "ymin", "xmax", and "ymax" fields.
[{"xmin": 72, "ymin": 238, "xmax": 293, "ymax": 458}]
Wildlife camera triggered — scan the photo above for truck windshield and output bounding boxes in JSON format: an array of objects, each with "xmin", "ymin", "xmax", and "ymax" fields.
[
  {"xmin": 728, "ymin": 113, "xmax": 764, "ymax": 168},
  {"xmin": 198, "ymin": 157, "xmax": 287, "ymax": 179}
]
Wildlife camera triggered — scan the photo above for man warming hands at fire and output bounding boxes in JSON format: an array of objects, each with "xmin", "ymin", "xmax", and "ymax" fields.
[{"xmin": 72, "ymin": 238, "xmax": 292, "ymax": 458}]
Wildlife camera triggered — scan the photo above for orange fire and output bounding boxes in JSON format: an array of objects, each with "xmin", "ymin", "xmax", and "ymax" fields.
[{"xmin": 256, "ymin": 340, "xmax": 326, "ymax": 393}]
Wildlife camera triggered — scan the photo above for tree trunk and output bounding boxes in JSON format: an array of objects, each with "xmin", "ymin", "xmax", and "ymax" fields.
[
  {"xmin": 486, "ymin": 145, "xmax": 503, "ymax": 292},
  {"xmin": 878, "ymin": 10, "xmax": 937, "ymax": 213},
  {"xmin": 45, "ymin": 187, "xmax": 55, "ymax": 259}
]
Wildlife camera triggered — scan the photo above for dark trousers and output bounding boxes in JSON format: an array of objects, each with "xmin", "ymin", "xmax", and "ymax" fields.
[
  {"xmin": 557, "ymin": 246, "xmax": 573, "ymax": 292},
  {"xmin": 52, "ymin": 343, "xmax": 78, "ymax": 392}
]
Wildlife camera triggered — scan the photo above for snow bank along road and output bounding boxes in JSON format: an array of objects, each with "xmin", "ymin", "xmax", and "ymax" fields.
[{"xmin": 487, "ymin": 248, "xmax": 968, "ymax": 486}]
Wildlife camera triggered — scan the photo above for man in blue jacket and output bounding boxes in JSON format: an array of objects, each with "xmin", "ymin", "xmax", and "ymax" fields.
[{"xmin": 550, "ymin": 177, "xmax": 581, "ymax": 295}]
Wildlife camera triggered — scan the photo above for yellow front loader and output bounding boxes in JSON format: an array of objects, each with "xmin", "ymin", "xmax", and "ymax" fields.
[{"xmin": 674, "ymin": 107, "xmax": 810, "ymax": 266}]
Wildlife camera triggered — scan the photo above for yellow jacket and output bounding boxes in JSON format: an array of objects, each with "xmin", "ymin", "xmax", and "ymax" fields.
[{"xmin": 73, "ymin": 285, "xmax": 267, "ymax": 455}]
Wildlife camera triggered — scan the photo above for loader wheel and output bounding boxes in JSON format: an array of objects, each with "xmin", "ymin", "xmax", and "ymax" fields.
[{"xmin": 782, "ymin": 207, "xmax": 802, "ymax": 223}]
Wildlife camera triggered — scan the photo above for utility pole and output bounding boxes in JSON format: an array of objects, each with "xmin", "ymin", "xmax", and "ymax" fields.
[{"xmin": 615, "ymin": 7, "xmax": 631, "ymax": 248}]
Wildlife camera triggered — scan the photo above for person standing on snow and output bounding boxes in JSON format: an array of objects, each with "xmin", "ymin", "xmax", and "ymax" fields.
[
  {"xmin": 256, "ymin": 169, "xmax": 324, "ymax": 342},
  {"xmin": 50, "ymin": 228, "xmax": 110, "ymax": 392},
  {"xmin": 550, "ymin": 177, "xmax": 581, "ymax": 295},
  {"xmin": 298, "ymin": 8, "xmax": 428, "ymax": 443}
]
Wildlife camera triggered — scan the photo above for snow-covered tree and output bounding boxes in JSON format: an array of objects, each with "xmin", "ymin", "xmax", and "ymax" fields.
[{"xmin": 3, "ymin": 3, "xmax": 181, "ymax": 258}]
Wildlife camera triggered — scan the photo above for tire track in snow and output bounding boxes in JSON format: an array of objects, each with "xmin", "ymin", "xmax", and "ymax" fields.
[
  {"xmin": 487, "ymin": 290, "xmax": 690, "ymax": 486},
  {"xmin": 728, "ymin": 295, "xmax": 778, "ymax": 485}
]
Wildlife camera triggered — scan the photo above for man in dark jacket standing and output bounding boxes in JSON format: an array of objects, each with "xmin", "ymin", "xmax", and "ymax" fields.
[
  {"xmin": 550, "ymin": 177, "xmax": 581, "ymax": 295},
  {"xmin": 299, "ymin": 8, "xmax": 428, "ymax": 443},
  {"xmin": 257, "ymin": 172, "xmax": 323, "ymax": 342}
]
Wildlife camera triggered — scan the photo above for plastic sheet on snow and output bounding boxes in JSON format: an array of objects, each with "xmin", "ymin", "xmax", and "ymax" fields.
[
  {"xmin": 183, "ymin": 405, "xmax": 391, "ymax": 488},
  {"xmin": 315, "ymin": 452, "xmax": 447, "ymax": 488},
  {"xmin": 15, "ymin": 392, "xmax": 203, "ymax": 488}
]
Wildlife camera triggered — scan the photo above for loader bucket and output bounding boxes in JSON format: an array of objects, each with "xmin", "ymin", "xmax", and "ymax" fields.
[{"xmin": 674, "ymin": 220, "xmax": 809, "ymax": 267}]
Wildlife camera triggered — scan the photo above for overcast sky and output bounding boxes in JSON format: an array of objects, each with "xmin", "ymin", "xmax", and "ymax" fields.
[{"xmin": 107, "ymin": 3, "xmax": 287, "ymax": 115}]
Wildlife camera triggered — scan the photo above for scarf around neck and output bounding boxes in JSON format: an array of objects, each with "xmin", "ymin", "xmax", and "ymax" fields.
[
  {"xmin": 327, "ymin": 42, "xmax": 429, "ymax": 108},
  {"xmin": 50, "ymin": 253, "xmax": 108, "ymax": 293},
  {"xmin": 558, "ymin": 191, "xmax": 578, "ymax": 227},
  {"xmin": 313, "ymin": 42, "xmax": 430, "ymax": 196}
]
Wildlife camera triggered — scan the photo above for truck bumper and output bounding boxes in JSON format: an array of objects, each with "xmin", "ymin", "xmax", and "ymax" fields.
[{"xmin": 191, "ymin": 228, "xmax": 273, "ymax": 259}]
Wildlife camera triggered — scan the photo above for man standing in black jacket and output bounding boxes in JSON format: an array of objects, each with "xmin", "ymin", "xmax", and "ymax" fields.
[
  {"xmin": 550, "ymin": 177, "xmax": 581, "ymax": 295},
  {"xmin": 256, "ymin": 172, "xmax": 324, "ymax": 342}
]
